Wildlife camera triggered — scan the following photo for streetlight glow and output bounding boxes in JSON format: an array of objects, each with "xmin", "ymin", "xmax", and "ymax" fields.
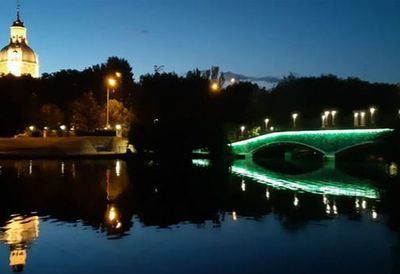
[
  {"xmin": 370, "ymin": 107, "xmax": 376, "ymax": 126},
  {"xmin": 211, "ymin": 82, "xmax": 219, "ymax": 92},
  {"xmin": 264, "ymin": 118, "xmax": 270, "ymax": 129},
  {"xmin": 331, "ymin": 110, "xmax": 337, "ymax": 126},
  {"xmin": 292, "ymin": 113, "xmax": 299, "ymax": 128},
  {"xmin": 105, "ymin": 74, "xmax": 120, "ymax": 129},
  {"xmin": 107, "ymin": 77, "xmax": 117, "ymax": 88}
]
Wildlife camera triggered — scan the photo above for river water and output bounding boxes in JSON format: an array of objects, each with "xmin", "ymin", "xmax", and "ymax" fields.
[{"xmin": 0, "ymin": 159, "xmax": 398, "ymax": 274}]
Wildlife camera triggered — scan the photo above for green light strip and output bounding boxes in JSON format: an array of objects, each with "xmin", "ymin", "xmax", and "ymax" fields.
[{"xmin": 230, "ymin": 128, "xmax": 394, "ymax": 155}]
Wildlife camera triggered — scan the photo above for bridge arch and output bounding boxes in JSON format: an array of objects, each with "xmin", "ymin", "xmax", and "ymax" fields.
[{"xmin": 252, "ymin": 141, "xmax": 327, "ymax": 156}]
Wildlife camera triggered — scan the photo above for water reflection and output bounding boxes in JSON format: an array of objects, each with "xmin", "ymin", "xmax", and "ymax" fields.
[
  {"xmin": 0, "ymin": 159, "xmax": 397, "ymax": 273},
  {"xmin": 0, "ymin": 215, "xmax": 39, "ymax": 272}
]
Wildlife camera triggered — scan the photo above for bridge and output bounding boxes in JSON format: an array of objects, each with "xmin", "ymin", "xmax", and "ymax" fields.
[{"xmin": 230, "ymin": 128, "xmax": 394, "ymax": 161}]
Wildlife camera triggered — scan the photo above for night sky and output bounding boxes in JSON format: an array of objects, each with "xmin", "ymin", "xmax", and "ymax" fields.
[{"xmin": 1, "ymin": 0, "xmax": 399, "ymax": 83}]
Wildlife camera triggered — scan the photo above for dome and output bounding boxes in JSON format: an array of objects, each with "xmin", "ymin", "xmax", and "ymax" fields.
[{"xmin": 0, "ymin": 42, "xmax": 37, "ymax": 63}]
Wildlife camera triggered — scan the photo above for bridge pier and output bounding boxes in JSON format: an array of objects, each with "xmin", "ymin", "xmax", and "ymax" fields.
[
  {"xmin": 323, "ymin": 154, "xmax": 336, "ymax": 168},
  {"xmin": 284, "ymin": 152, "xmax": 293, "ymax": 161}
]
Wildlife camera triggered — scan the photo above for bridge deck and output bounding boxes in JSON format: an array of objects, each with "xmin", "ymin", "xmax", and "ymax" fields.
[{"xmin": 230, "ymin": 128, "xmax": 394, "ymax": 156}]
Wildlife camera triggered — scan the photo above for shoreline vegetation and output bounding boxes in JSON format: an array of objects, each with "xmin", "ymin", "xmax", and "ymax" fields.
[{"xmin": 0, "ymin": 57, "xmax": 399, "ymax": 162}]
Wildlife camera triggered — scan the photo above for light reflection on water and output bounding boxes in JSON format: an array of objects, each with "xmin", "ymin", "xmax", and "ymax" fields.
[{"xmin": 0, "ymin": 159, "xmax": 397, "ymax": 273}]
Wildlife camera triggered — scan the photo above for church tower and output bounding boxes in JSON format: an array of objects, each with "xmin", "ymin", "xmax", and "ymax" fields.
[{"xmin": 0, "ymin": 1, "xmax": 39, "ymax": 78}]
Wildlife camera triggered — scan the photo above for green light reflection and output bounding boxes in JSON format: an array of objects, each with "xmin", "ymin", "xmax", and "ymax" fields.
[{"xmin": 192, "ymin": 159, "xmax": 380, "ymax": 199}]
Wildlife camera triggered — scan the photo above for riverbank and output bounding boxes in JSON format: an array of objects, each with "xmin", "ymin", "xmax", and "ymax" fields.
[{"xmin": 0, "ymin": 137, "xmax": 129, "ymax": 158}]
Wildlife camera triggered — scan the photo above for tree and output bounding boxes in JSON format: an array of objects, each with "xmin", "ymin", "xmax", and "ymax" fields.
[
  {"xmin": 100, "ymin": 99, "xmax": 132, "ymax": 129},
  {"xmin": 39, "ymin": 104, "xmax": 65, "ymax": 128},
  {"xmin": 69, "ymin": 92, "xmax": 102, "ymax": 131}
]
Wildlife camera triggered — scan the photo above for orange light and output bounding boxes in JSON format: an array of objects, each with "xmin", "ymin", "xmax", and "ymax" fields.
[
  {"xmin": 211, "ymin": 82, "xmax": 219, "ymax": 92},
  {"xmin": 107, "ymin": 77, "xmax": 117, "ymax": 88}
]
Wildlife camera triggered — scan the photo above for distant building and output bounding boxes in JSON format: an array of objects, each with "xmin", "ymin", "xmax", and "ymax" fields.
[{"xmin": 0, "ymin": 7, "xmax": 39, "ymax": 78}]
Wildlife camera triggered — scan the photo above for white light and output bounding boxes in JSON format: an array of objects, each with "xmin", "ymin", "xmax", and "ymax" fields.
[
  {"xmin": 61, "ymin": 162, "xmax": 65, "ymax": 175},
  {"xmin": 115, "ymin": 160, "xmax": 121, "ymax": 177},
  {"xmin": 29, "ymin": 125, "xmax": 35, "ymax": 131},
  {"xmin": 323, "ymin": 195, "xmax": 328, "ymax": 205},
  {"xmin": 264, "ymin": 118, "xmax": 270, "ymax": 128},
  {"xmin": 115, "ymin": 124, "xmax": 122, "ymax": 130},
  {"xmin": 293, "ymin": 196, "xmax": 299, "ymax": 207},
  {"xmin": 232, "ymin": 211, "xmax": 237, "ymax": 221},
  {"xmin": 230, "ymin": 78, "xmax": 236, "ymax": 84},
  {"xmin": 270, "ymin": 126, "xmax": 275, "ymax": 131},
  {"xmin": 362, "ymin": 200, "xmax": 367, "ymax": 209},
  {"xmin": 324, "ymin": 111, "xmax": 330, "ymax": 117},
  {"xmin": 29, "ymin": 160, "xmax": 33, "ymax": 175},
  {"xmin": 333, "ymin": 204, "xmax": 338, "ymax": 215},
  {"xmin": 355, "ymin": 199, "xmax": 360, "ymax": 209},
  {"xmin": 241, "ymin": 180, "xmax": 246, "ymax": 192},
  {"xmin": 370, "ymin": 107, "xmax": 376, "ymax": 115},
  {"xmin": 372, "ymin": 210, "xmax": 378, "ymax": 220},
  {"xmin": 60, "ymin": 125, "xmax": 67, "ymax": 131},
  {"xmin": 326, "ymin": 204, "xmax": 331, "ymax": 214},
  {"xmin": 266, "ymin": 189, "xmax": 270, "ymax": 200},
  {"xmin": 240, "ymin": 126, "xmax": 245, "ymax": 133}
]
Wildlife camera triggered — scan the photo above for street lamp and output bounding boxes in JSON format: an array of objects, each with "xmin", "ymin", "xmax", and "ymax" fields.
[
  {"xmin": 360, "ymin": 112, "xmax": 366, "ymax": 127},
  {"xmin": 354, "ymin": 112, "xmax": 359, "ymax": 127},
  {"xmin": 240, "ymin": 126, "xmax": 246, "ymax": 136},
  {"xmin": 369, "ymin": 107, "xmax": 376, "ymax": 126},
  {"xmin": 324, "ymin": 111, "xmax": 330, "ymax": 127},
  {"xmin": 331, "ymin": 110, "xmax": 337, "ymax": 126},
  {"xmin": 106, "ymin": 76, "xmax": 118, "ymax": 129},
  {"xmin": 210, "ymin": 81, "xmax": 220, "ymax": 92},
  {"xmin": 292, "ymin": 113, "xmax": 299, "ymax": 129},
  {"xmin": 264, "ymin": 118, "xmax": 270, "ymax": 130}
]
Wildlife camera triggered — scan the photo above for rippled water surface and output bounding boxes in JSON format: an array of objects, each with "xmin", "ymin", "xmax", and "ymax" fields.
[{"xmin": 0, "ymin": 159, "xmax": 399, "ymax": 274}]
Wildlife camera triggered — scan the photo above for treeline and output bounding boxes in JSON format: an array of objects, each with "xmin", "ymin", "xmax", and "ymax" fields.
[
  {"xmin": 0, "ymin": 57, "xmax": 134, "ymax": 135},
  {"xmin": 0, "ymin": 58, "xmax": 399, "ymax": 157}
]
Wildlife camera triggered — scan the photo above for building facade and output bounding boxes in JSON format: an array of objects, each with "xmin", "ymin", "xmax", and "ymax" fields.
[{"xmin": 0, "ymin": 11, "xmax": 39, "ymax": 78}]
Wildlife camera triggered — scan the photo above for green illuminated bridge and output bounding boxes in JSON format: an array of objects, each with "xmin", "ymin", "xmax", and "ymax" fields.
[{"xmin": 231, "ymin": 129, "xmax": 394, "ymax": 160}]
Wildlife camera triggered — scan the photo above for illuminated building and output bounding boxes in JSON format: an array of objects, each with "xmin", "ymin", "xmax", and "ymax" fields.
[{"xmin": 0, "ymin": 5, "xmax": 39, "ymax": 78}]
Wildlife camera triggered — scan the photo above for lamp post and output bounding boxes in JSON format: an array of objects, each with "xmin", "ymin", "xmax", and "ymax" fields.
[
  {"xmin": 240, "ymin": 126, "xmax": 246, "ymax": 136},
  {"xmin": 369, "ymin": 107, "xmax": 376, "ymax": 126},
  {"xmin": 106, "ymin": 76, "xmax": 118, "ymax": 129},
  {"xmin": 292, "ymin": 113, "xmax": 299, "ymax": 129},
  {"xmin": 264, "ymin": 118, "xmax": 270, "ymax": 131},
  {"xmin": 321, "ymin": 114, "xmax": 326, "ymax": 128},
  {"xmin": 354, "ymin": 112, "xmax": 359, "ymax": 127},
  {"xmin": 360, "ymin": 112, "xmax": 366, "ymax": 127},
  {"xmin": 331, "ymin": 110, "xmax": 337, "ymax": 127}
]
